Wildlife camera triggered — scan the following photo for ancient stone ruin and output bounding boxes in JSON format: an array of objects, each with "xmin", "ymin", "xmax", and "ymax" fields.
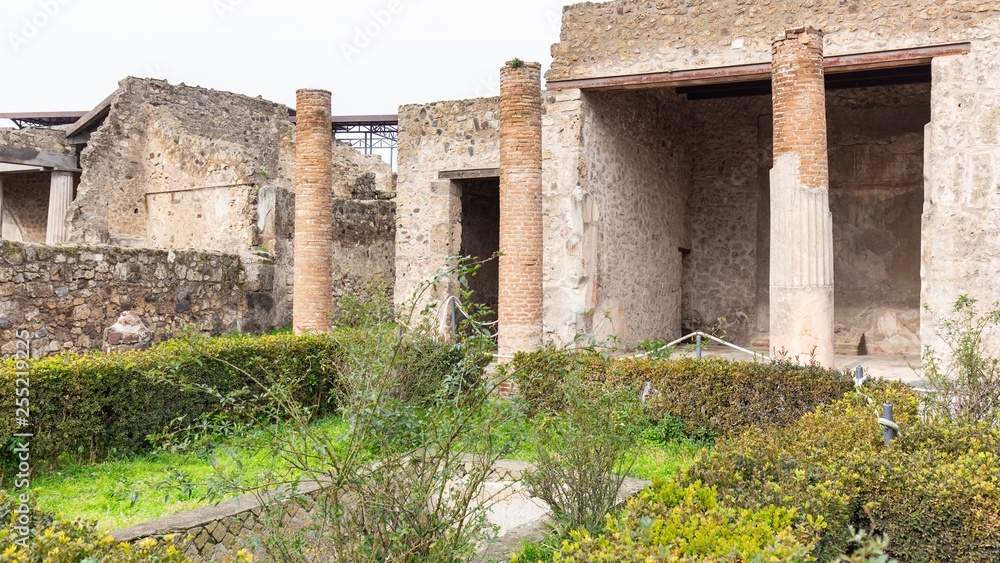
[{"xmin": 3, "ymin": 0, "xmax": 1000, "ymax": 365}]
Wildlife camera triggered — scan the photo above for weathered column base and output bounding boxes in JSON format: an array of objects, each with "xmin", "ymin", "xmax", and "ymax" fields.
[{"xmin": 770, "ymin": 285, "xmax": 835, "ymax": 367}]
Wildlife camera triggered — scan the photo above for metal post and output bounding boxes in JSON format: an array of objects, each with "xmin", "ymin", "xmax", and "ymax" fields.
[
  {"xmin": 855, "ymin": 365, "xmax": 865, "ymax": 387},
  {"xmin": 696, "ymin": 333, "xmax": 703, "ymax": 360},
  {"xmin": 883, "ymin": 403, "xmax": 897, "ymax": 445}
]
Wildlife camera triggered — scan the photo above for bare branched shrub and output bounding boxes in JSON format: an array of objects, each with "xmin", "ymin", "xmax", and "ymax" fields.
[
  {"xmin": 518, "ymin": 358, "xmax": 647, "ymax": 533},
  {"xmin": 922, "ymin": 295, "xmax": 1000, "ymax": 422}
]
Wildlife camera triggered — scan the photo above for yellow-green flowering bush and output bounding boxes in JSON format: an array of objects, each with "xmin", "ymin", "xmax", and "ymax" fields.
[{"xmin": 545, "ymin": 479, "xmax": 817, "ymax": 562}]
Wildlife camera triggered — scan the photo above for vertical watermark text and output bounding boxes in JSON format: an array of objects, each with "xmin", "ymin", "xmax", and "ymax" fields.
[{"xmin": 7, "ymin": 330, "xmax": 32, "ymax": 549}]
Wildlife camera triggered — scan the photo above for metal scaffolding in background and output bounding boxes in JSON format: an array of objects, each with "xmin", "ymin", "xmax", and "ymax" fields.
[
  {"xmin": 331, "ymin": 114, "xmax": 398, "ymax": 168},
  {"xmin": 3, "ymin": 109, "xmax": 400, "ymax": 168}
]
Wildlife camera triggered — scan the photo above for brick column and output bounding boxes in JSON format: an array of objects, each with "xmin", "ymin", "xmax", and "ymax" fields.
[
  {"xmin": 293, "ymin": 89, "xmax": 334, "ymax": 334},
  {"xmin": 499, "ymin": 61, "xmax": 544, "ymax": 356},
  {"xmin": 45, "ymin": 171, "xmax": 74, "ymax": 244},
  {"xmin": 769, "ymin": 27, "xmax": 835, "ymax": 367}
]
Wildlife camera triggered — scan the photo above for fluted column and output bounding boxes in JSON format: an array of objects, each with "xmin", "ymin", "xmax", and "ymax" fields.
[
  {"xmin": 293, "ymin": 89, "xmax": 334, "ymax": 334},
  {"xmin": 45, "ymin": 171, "xmax": 74, "ymax": 245},
  {"xmin": 499, "ymin": 61, "xmax": 544, "ymax": 356},
  {"xmin": 769, "ymin": 27, "xmax": 835, "ymax": 367}
]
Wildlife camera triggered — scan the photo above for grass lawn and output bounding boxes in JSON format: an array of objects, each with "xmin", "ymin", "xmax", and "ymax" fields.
[
  {"xmin": 20, "ymin": 413, "xmax": 705, "ymax": 532},
  {"xmin": 24, "ymin": 418, "xmax": 350, "ymax": 531}
]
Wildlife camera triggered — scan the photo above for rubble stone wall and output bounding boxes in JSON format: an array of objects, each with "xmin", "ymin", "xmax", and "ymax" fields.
[
  {"xmin": 395, "ymin": 97, "xmax": 500, "ymax": 309},
  {"xmin": 682, "ymin": 95, "xmax": 772, "ymax": 346},
  {"xmin": 581, "ymin": 89, "xmax": 691, "ymax": 344},
  {"xmin": 548, "ymin": 0, "xmax": 1000, "ymax": 81},
  {"xmin": 0, "ymin": 241, "xmax": 277, "ymax": 356}
]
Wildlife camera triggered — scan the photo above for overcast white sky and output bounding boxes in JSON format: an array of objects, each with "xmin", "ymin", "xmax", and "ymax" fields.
[{"xmin": 0, "ymin": 0, "xmax": 578, "ymax": 125}]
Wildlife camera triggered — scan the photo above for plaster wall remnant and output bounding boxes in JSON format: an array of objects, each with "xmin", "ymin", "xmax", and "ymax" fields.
[
  {"xmin": 68, "ymin": 78, "xmax": 294, "ymax": 252},
  {"xmin": 769, "ymin": 27, "xmax": 836, "ymax": 367},
  {"xmin": 922, "ymin": 43, "xmax": 1000, "ymax": 354},
  {"xmin": 395, "ymin": 97, "xmax": 500, "ymax": 312},
  {"xmin": 498, "ymin": 62, "xmax": 545, "ymax": 355},
  {"xmin": 293, "ymin": 89, "xmax": 335, "ymax": 334}
]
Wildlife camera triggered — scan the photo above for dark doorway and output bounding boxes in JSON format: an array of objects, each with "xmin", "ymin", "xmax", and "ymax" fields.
[{"xmin": 457, "ymin": 177, "xmax": 500, "ymax": 325}]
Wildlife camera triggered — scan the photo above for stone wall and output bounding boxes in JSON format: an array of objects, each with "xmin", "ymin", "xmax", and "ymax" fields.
[
  {"xmin": 682, "ymin": 95, "xmax": 772, "ymax": 346},
  {"xmin": 0, "ymin": 127, "xmax": 73, "ymax": 155},
  {"xmin": 332, "ymin": 140, "xmax": 395, "ymax": 199},
  {"xmin": 548, "ymin": 0, "xmax": 1000, "ymax": 81},
  {"xmin": 68, "ymin": 78, "xmax": 295, "ymax": 252},
  {"xmin": 922, "ymin": 44, "xmax": 1000, "ymax": 353},
  {"xmin": 829, "ymin": 84, "xmax": 928, "ymax": 354},
  {"xmin": 330, "ymin": 199, "xmax": 396, "ymax": 317},
  {"xmin": 395, "ymin": 97, "xmax": 500, "ymax": 309},
  {"xmin": 582, "ymin": 89, "xmax": 691, "ymax": 344},
  {"xmin": 1, "ymin": 172, "xmax": 52, "ymax": 243},
  {"xmin": 0, "ymin": 241, "xmax": 277, "ymax": 356}
]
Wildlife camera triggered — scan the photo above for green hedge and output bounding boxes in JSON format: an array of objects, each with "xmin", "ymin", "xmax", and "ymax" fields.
[
  {"xmin": 512, "ymin": 349, "xmax": 855, "ymax": 439},
  {"xmin": 686, "ymin": 383, "xmax": 1000, "ymax": 561},
  {"xmin": 0, "ymin": 333, "xmax": 347, "ymax": 479}
]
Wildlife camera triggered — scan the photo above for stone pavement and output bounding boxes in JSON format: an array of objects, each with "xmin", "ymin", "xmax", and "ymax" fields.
[{"xmin": 673, "ymin": 345, "xmax": 925, "ymax": 386}]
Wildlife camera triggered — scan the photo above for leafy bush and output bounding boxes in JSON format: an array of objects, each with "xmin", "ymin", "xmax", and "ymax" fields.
[
  {"xmin": 543, "ymin": 479, "xmax": 817, "ymax": 562},
  {"xmin": 922, "ymin": 295, "xmax": 1000, "ymax": 422},
  {"xmin": 522, "ymin": 372, "xmax": 647, "ymax": 533},
  {"xmin": 686, "ymin": 383, "xmax": 1000, "ymax": 562},
  {"xmin": 513, "ymin": 349, "xmax": 854, "ymax": 439}
]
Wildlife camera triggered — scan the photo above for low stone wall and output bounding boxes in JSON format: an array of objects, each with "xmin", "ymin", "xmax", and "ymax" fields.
[
  {"xmin": 0, "ymin": 241, "xmax": 278, "ymax": 356},
  {"xmin": 107, "ymin": 459, "xmax": 649, "ymax": 562},
  {"xmin": 110, "ymin": 482, "xmax": 324, "ymax": 562}
]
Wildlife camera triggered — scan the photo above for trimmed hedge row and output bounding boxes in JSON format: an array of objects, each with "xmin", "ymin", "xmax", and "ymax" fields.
[
  {"xmin": 512, "ymin": 349, "xmax": 855, "ymax": 439},
  {"xmin": 686, "ymin": 383, "xmax": 1000, "ymax": 562},
  {"xmin": 0, "ymin": 333, "xmax": 346, "ymax": 478}
]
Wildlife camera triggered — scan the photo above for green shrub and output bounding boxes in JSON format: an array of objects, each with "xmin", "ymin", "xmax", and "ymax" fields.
[
  {"xmin": 0, "ymin": 328, "xmax": 472, "ymax": 483},
  {"xmin": 0, "ymin": 332, "xmax": 344, "ymax": 479},
  {"xmin": 513, "ymin": 349, "xmax": 854, "ymax": 439},
  {"xmin": 524, "ymin": 372, "xmax": 647, "ymax": 533},
  {"xmin": 544, "ymin": 479, "xmax": 817, "ymax": 562},
  {"xmin": 921, "ymin": 294, "xmax": 1000, "ymax": 423},
  {"xmin": 686, "ymin": 382, "xmax": 1000, "ymax": 561}
]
